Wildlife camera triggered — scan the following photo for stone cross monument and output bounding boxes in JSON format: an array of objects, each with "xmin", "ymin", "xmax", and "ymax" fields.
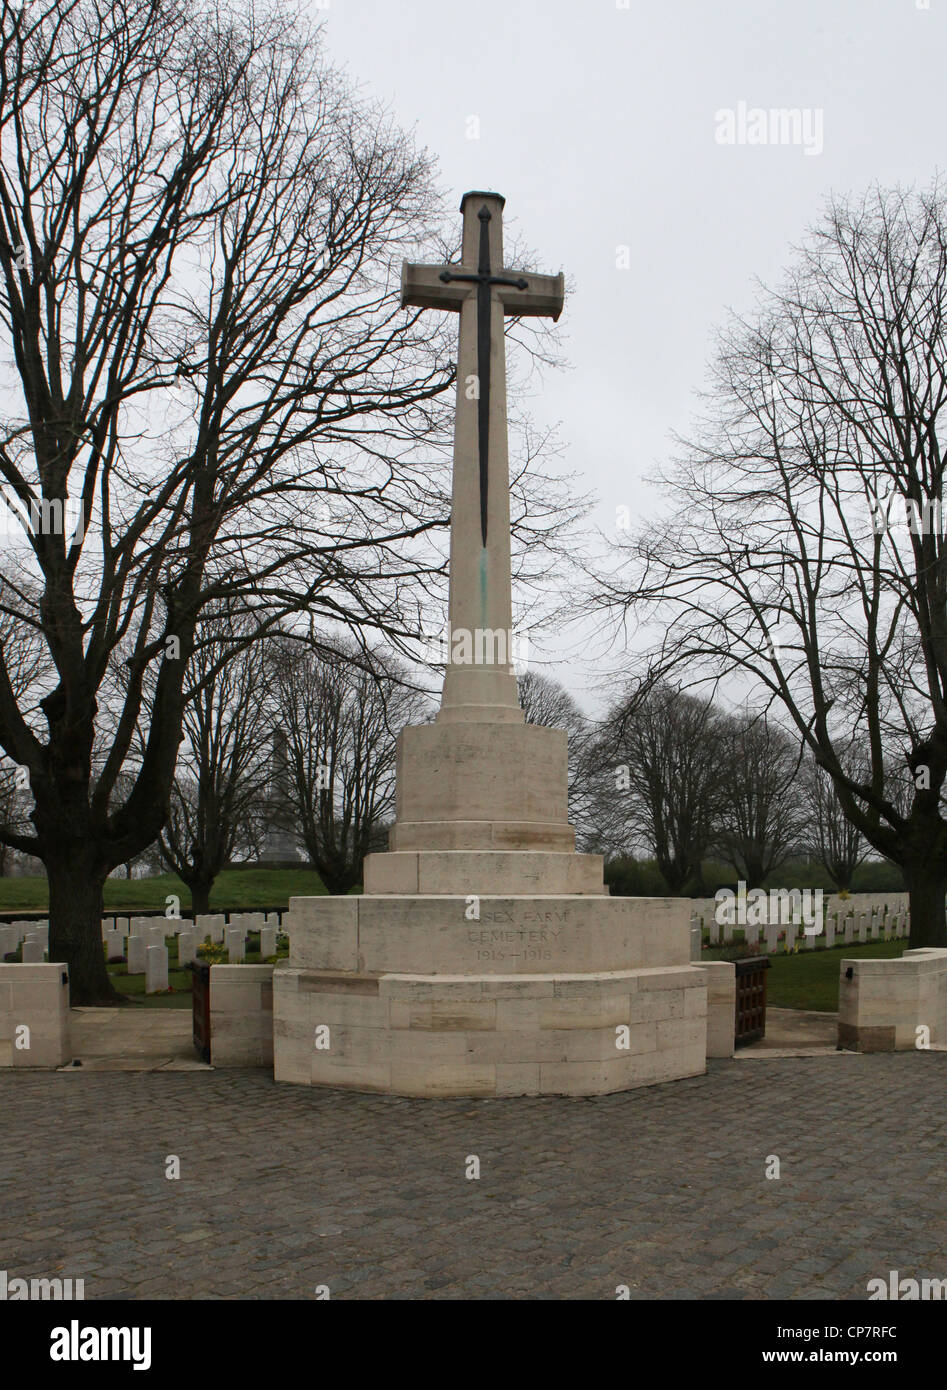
[
  {"xmin": 272, "ymin": 193, "xmax": 708, "ymax": 1098},
  {"xmin": 401, "ymin": 191, "xmax": 563, "ymax": 723}
]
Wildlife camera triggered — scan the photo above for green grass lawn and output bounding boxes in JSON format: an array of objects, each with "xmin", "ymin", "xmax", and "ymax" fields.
[
  {"xmin": 2, "ymin": 868, "xmax": 912, "ymax": 1015},
  {"xmin": 1, "ymin": 867, "xmax": 317, "ymax": 1010},
  {"xmin": 704, "ymin": 938, "xmax": 907, "ymax": 1012},
  {"xmin": 0, "ymin": 866, "xmax": 329, "ymax": 913},
  {"xmin": 103, "ymin": 935, "xmax": 911, "ymax": 1014}
]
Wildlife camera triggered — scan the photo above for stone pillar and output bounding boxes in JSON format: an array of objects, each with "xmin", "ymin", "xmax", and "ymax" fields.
[
  {"xmin": 0, "ymin": 963, "xmax": 71, "ymax": 1068},
  {"xmin": 697, "ymin": 961, "xmax": 736, "ymax": 1059}
]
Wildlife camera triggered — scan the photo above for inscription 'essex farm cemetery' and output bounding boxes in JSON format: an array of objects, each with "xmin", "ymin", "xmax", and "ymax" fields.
[{"xmin": 272, "ymin": 193, "xmax": 710, "ymax": 1097}]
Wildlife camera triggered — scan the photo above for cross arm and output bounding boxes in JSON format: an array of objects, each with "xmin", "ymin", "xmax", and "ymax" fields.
[
  {"xmin": 401, "ymin": 262, "xmax": 467, "ymax": 312},
  {"xmin": 497, "ymin": 271, "xmax": 565, "ymax": 322}
]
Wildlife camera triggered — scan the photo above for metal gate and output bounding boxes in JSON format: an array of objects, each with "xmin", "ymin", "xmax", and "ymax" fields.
[
  {"xmin": 191, "ymin": 961, "xmax": 211, "ymax": 1063},
  {"xmin": 734, "ymin": 956, "xmax": 771, "ymax": 1047}
]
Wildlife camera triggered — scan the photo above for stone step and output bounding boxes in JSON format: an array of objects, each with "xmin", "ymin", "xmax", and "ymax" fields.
[{"xmin": 363, "ymin": 850, "xmax": 606, "ymax": 896}]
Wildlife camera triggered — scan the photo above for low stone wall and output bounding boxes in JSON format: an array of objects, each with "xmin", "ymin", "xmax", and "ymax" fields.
[
  {"xmin": 274, "ymin": 965, "xmax": 707, "ymax": 1096},
  {"xmin": 210, "ymin": 964, "xmax": 274, "ymax": 1067},
  {"xmin": 695, "ymin": 961, "xmax": 736, "ymax": 1058},
  {"xmin": 838, "ymin": 948, "xmax": 947, "ymax": 1052},
  {"xmin": 0, "ymin": 963, "xmax": 71, "ymax": 1068}
]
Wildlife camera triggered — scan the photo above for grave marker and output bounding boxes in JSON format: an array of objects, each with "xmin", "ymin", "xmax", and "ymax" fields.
[
  {"xmin": 127, "ymin": 935, "xmax": 147, "ymax": 974},
  {"xmin": 146, "ymin": 945, "xmax": 169, "ymax": 993}
]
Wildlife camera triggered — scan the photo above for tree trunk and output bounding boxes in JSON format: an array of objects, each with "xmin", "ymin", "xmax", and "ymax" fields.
[
  {"xmin": 189, "ymin": 879, "xmax": 213, "ymax": 916},
  {"xmin": 904, "ymin": 860, "xmax": 947, "ymax": 949},
  {"xmin": 46, "ymin": 853, "xmax": 120, "ymax": 1006}
]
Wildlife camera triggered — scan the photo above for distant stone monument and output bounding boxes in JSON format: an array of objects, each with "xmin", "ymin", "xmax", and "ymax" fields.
[
  {"xmin": 273, "ymin": 192, "xmax": 707, "ymax": 1096},
  {"xmin": 258, "ymin": 729, "xmax": 299, "ymax": 865}
]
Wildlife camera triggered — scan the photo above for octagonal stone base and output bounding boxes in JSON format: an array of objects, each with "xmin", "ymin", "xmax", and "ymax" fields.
[{"xmin": 272, "ymin": 894, "xmax": 708, "ymax": 1096}]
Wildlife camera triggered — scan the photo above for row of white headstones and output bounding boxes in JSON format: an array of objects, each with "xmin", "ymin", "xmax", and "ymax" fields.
[
  {"xmin": 0, "ymin": 913, "xmax": 283, "ymax": 993},
  {"xmin": 694, "ymin": 903, "xmax": 911, "ymax": 951}
]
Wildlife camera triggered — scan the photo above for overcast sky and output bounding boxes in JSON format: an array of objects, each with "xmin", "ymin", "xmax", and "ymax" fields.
[{"xmin": 314, "ymin": 0, "xmax": 947, "ymax": 704}]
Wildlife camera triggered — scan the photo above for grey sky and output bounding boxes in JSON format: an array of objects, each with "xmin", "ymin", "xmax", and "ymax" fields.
[{"xmin": 316, "ymin": 0, "xmax": 946, "ymax": 703}]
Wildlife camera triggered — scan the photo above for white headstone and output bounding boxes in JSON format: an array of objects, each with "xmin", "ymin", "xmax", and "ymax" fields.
[
  {"xmin": 145, "ymin": 944, "xmax": 169, "ymax": 994},
  {"xmin": 105, "ymin": 930, "xmax": 125, "ymax": 962},
  {"xmin": 0, "ymin": 925, "xmax": 14, "ymax": 957},
  {"xmin": 843, "ymin": 915, "xmax": 855, "ymax": 944},
  {"xmin": 260, "ymin": 925, "xmax": 277, "ymax": 959},
  {"xmin": 764, "ymin": 921, "xmax": 779, "ymax": 953},
  {"xmin": 197, "ymin": 913, "xmax": 225, "ymax": 943},
  {"xmin": 127, "ymin": 935, "xmax": 147, "ymax": 974},
  {"xmin": 225, "ymin": 927, "xmax": 245, "ymax": 963},
  {"xmin": 22, "ymin": 938, "xmax": 44, "ymax": 963},
  {"xmin": 33, "ymin": 924, "xmax": 49, "ymax": 952},
  {"xmin": 177, "ymin": 930, "xmax": 196, "ymax": 967},
  {"xmin": 148, "ymin": 923, "xmax": 165, "ymax": 950}
]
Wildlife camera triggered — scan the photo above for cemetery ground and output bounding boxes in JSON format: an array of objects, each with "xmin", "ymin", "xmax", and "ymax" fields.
[
  {"xmin": 0, "ymin": 867, "xmax": 330, "ymax": 914},
  {"xmin": 103, "ymin": 936, "xmax": 920, "ymax": 1014},
  {"xmin": 1, "ymin": 1053, "xmax": 944, "ymax": 1299},
  {"xmin": 1, "ymin": 875, "xmax": 939, "ymax": 1301},
  {"xmin": 0, "ymin": 866, "xmax": 916, "ymax": 1012}
]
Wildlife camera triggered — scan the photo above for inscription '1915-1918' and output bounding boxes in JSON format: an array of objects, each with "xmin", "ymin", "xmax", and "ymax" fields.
[{"xmin": 467, "ymin": 918, "xmax": 566, "ymax": 965}]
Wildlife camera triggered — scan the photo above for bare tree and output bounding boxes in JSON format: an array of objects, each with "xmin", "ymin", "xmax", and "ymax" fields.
[
  {"xmin": 0, "ymin": 0, "xmax": 584, "ymax": 1002},
  {"xmin": 590, "ymin": 183, "xmax": 947, "ymax": 945},
  {"xmin": 0, "ymin": 0, "xmax": 485, "ymax": 1001},
  {"xmin": 271, "ymin": 640, "xmax": 431, "ymax": 895},
  {"xmin": 516, "ymin": 669, "xmax": 594, "ymax": 837},
  {"xmin": 589, "ymin": 682, "xmax": 723, "ymax": 893},
  {"xmin": 158, "ymin": 617, "xmax": 270, "ymax": 913},
  {"xmin": 803, "ymin": 757, "xmax": 869, "ymax": 891},
  {"xmin": 714, "ymin": 711, "xmax": 804, "ymax": 886},
  {"xmin": 0, "ymin": 759, "xmax": 25, "ymax": 875}
]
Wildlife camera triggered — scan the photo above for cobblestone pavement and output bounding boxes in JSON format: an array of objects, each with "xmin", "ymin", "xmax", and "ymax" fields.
[{"xmin": 1, "ymin": 1055, "xmax": 944, "ymax": 1300}]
